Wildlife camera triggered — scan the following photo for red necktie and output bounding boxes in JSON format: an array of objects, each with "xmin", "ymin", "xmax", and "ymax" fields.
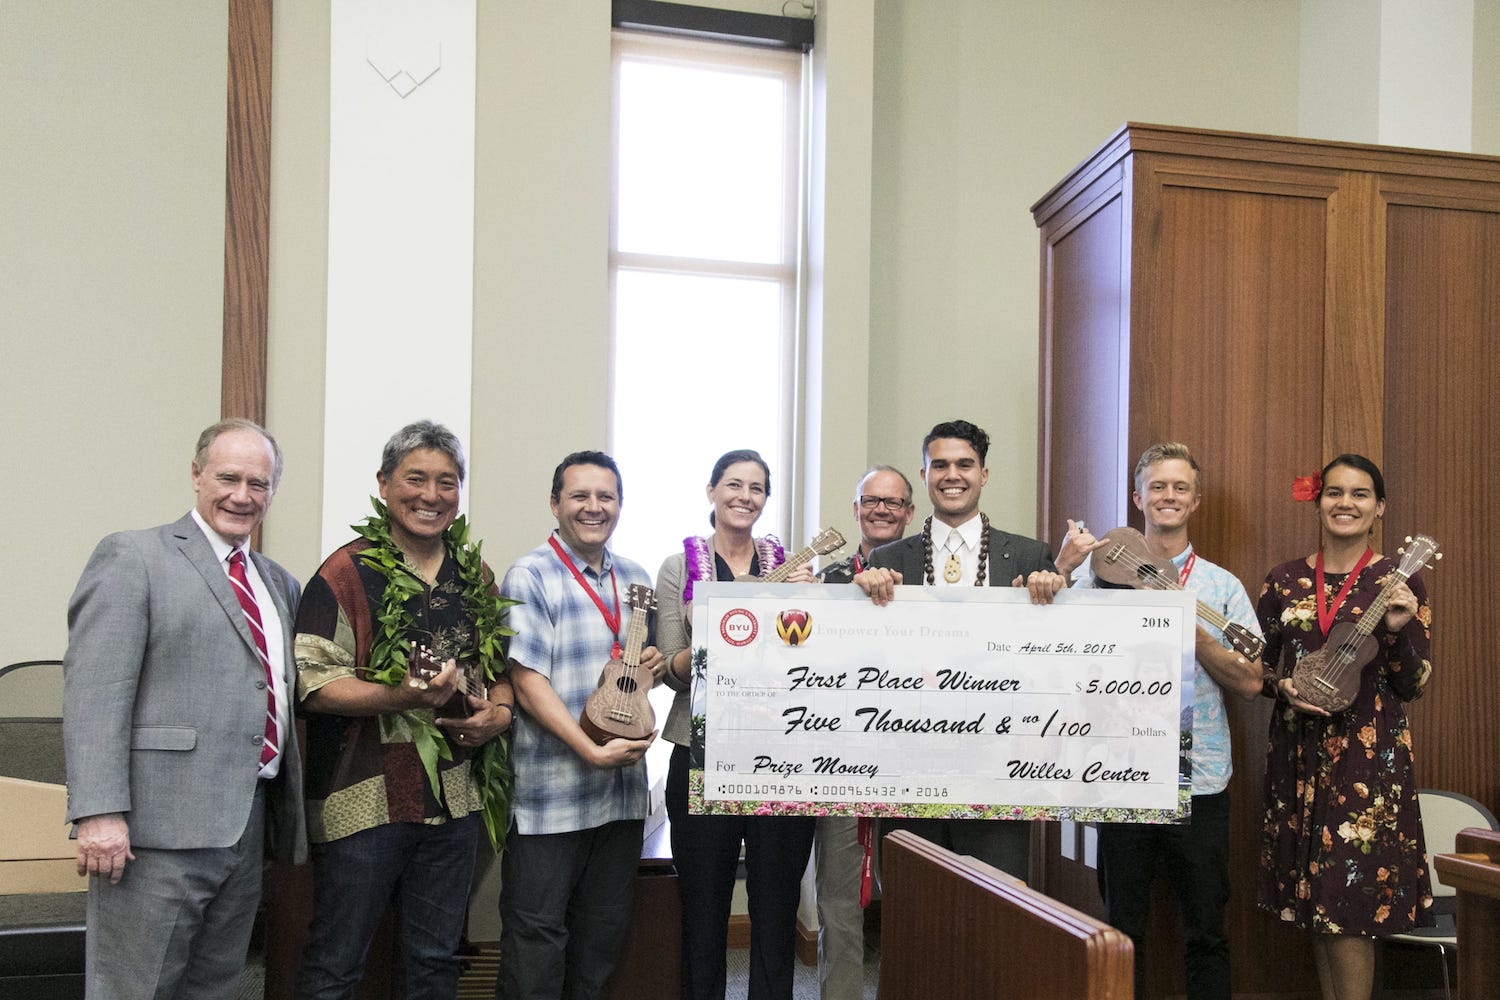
[{"xmin": 228, "ymin": 550, "xmax": 279, "ymax": 774}]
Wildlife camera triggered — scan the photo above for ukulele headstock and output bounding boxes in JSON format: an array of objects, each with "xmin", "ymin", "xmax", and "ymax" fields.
[
  {"xmin": 1223, "ymin": 622, "xmax": 1266, "ymax": 662},
  {"xmin": 407, "ymin": 643, "xmax": 446, "ymax": 688},
  {"xmin": 1396, "ymin": 534, "xmax": 1440, "ymax": 578},
  {"xmin": 808, "ymin": 527, "xmax": 847, "ymax": 557},
  {"xmin": 627, "ymin": 584, "xmax": 657, "ymax": 614},
  {"xmin": 407, "ymin": 642, "xmax": 482, "ymax": 708}
]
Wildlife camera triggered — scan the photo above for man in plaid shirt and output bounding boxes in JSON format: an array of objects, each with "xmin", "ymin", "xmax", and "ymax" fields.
[{"xmin": 497, "ymin": 451, "xmax": 665, "ymax": 1000}]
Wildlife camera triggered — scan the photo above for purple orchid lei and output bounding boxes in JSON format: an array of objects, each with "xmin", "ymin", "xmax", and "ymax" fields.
[{"xmin": 681, "ymin": 534, "xmax": 786, "ymax": 603}]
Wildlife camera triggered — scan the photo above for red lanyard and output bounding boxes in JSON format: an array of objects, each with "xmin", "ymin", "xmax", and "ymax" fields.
[
  {"xmin": 1314, "ymin": 548, "xmax": 1374, "ymax": 637},
  {"xmin": 1178, "ymin": 551, "xmax": 1196, "ymax": 586},
  {"xmin": 548, "ymin": 535, "xmax": 622, "ymax": 658},
  {"xmin": 852, "ymin": 552, "xmax": 865, "ymax": 575},
  {"xmin": 858, "ymin": 817, "xmax": 874, "ymax": 908}
]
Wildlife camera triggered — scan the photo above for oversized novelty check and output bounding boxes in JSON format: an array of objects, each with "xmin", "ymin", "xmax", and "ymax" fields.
[{"xmin": 686, "ymin": 582, "xmax": 1196, "ymax": 823}]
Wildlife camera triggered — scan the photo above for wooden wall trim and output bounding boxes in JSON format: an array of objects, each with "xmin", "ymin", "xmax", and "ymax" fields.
[
  {"xmin": 1035, "ymin": 123, "xmax": 1500, "ymax": 996},
  {"xmin": 223, "ymin": 0, "xmax": 273, "ymax": 425},
  {"xmin": 1321, "ymin": 171, "xmax": 1386, "ymax": 464},
  {"xmin": 1116, "ymin": 121, "xmax": 1500, "ymax": 183},
  {"xmin": 1034, "ymin": 121, "xmax": 1500, "ymax": 225}
]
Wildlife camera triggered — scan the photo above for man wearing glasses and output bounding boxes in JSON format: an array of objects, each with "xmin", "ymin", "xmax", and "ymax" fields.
[
  {"xmin": 818, "ymin": 466, "xmax": 916, "ymax": 584},
  {"xmin": 812, "ymin": 465, "xmax": 915, "ymax": 1000}
]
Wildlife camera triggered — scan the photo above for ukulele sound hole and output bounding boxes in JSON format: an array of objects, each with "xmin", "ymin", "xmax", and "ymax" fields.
[
  {"xmin": 1137, "ymin": 565, "xmax": 1163, "ymax": 583},
  {"xmin": 614, "ymin": 676, "xmax": 640, "ymax": 694}
]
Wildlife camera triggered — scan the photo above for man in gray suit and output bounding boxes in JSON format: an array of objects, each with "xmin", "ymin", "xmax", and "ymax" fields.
[
  {"xmin": 63, "ymin": 418, "xmax": 306, "ymax": 1000},
  {"xmin": 854, "ymin": 418, "xmax": 1065, "ymax": 879}
]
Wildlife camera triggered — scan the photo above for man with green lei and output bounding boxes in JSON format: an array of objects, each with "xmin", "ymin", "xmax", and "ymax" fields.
[{"xmin": 293, "ymin": 421, "xmax": 515, "ymax": 1000}]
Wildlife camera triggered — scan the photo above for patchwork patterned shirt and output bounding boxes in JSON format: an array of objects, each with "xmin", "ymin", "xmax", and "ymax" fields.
[{"xmin": 295, "ymin": 538, "xmax": 487, "ymax": 843}]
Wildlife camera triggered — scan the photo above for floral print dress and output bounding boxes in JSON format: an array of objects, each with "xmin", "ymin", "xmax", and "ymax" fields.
[{"xmin": 1257, "ymin": 556, "xmax": 1435, "ymax": 936}]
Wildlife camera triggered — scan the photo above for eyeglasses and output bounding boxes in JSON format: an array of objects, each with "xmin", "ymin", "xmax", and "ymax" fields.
[{"xmin": 858, "ymin": 495, "xmax": 910, "ymax": 511}]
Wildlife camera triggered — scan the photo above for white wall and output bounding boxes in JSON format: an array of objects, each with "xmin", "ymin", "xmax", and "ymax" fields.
[
  {"xmin": 805, "ymin": 0, "xmax": 878, "ymax": 542},
  {"xmin": 1480, "ymin": 0, "xmax": 1500, "ymax": 151},
  {"xmin": 867, "ymin": 0, "xmax": 1302, "ymax": 537},
  {"xmin": 264, "ymin": 3, "xmax": 331, "ymax": 580},
  {"xmin": 1300, "ymin": 0, "xmax": 1480, "ymax": 151},
  {"xmin": 469, "ymin": 2, "xmax": 614, "ymax": 567},
  {"xmin": 2, "ymin": 2, "xmax": 229, "ymax": 675},
  {"xmin": 1300, "ymin": 0, "xmax": 1382, "ymax": 142},
  {"xmin": 1379, "ymin": 0, "xmax": 1474, "ymax": 150}
]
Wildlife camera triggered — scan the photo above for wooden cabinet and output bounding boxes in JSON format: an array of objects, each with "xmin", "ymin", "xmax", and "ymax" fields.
[{"xmin": 1031, "ymin": 123, "xmax": 1500, "ymax": 997}]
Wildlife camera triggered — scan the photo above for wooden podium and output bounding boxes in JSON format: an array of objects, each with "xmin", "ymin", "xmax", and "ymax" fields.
[
  {"xmin": 878, "ymin": 830, "xmax": 1131, "ymax": 1000},
  {"xmin": 1434, "ymin": 828, "xmax": 1500, "ymax": 1000}
]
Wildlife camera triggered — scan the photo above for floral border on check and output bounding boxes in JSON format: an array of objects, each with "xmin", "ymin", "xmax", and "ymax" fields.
[{"xmin": 684, "ymin": 769, "xmax": 1193, "ymax": 824}]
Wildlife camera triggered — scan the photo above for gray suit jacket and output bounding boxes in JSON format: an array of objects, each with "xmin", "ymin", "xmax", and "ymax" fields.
[
  {"xmin": 868, "ymin": 524, "xmax": 1057, "ymax": 585},
  {"xmin": 63, "ymin": 512, "xmax": 307, "ymax": 864}
]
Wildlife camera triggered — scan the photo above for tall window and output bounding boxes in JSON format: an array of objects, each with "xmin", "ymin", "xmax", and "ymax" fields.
[{"xmin": 609, "ymin": 30, "xmax": 805, "ymax": 565}]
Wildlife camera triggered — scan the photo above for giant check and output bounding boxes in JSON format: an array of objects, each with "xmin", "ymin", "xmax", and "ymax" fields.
[{"xmin": 686, "ymin": 582, "xmax": 1196, "ymax": 823}]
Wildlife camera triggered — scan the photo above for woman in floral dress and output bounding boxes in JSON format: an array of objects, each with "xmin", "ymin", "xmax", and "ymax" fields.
[{"xmin": 1258, "ymin": 454, "xmax": 1435, "ymax": 1000}]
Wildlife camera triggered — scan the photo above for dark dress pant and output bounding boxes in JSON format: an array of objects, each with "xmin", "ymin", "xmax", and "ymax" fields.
[
  {"xmin": 1096, "ymin": 789, "xmax": 1231, "ymax": 1000},
  {"xmin": 85, "ymin": 782, "xmax": 267, "ymax": 1000},
  {"xmin": 667, "ymin": 744, "xmax": 815, "ymax": 1000},
  {"xmin": 495, "ymin": 818, "xmax": 644, "ymax": 1000}
]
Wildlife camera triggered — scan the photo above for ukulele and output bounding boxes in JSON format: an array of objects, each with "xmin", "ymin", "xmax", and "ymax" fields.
[
  {"xmin": 580, "ymin": 584, "xmax": 658, "ymax": 745},
  {"xmin": 408, "ymin": 643, "xmax": 488, "ymax": 719},
  {"xmin": 1289, "ymin": 534, "xmax": 1439, "ymax": 713},
  {"xmin": 1090, "ymin": 526, "xmax": 1265, "ymax": 661},
  {"xmin": 735, "ymin": 527, "xmax": 848, "ymax": 582}
]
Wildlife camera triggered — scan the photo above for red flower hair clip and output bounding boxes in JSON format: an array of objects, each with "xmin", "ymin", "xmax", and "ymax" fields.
[{"xmin": 1291, "ymin": 473, "xmax": 1322, "ymax": 502}]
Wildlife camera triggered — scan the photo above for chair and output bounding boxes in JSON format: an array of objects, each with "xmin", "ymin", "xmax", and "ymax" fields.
[
  {"xmin": 0, "ymin": 659, "xmax": 83, "ymax": 1000},
  {"xmin": 1385, "ymin": 789, "xmax": 1500, "ymax": 1000}
]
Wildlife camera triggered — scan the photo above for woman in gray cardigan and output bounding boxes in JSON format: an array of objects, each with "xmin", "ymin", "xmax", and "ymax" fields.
[{"xmin": 656, "ymin": 449, "xmax": 815, "ymax": 1000}]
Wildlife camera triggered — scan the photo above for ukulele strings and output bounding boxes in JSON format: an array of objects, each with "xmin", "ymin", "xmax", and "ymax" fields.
[
  {"xmin": 1316, "ymin": 569, "xmax": 1409, "ymax": 689},
  {"xmin": 766, "ymin": 548, "xmax": 812, "ymax": 583},
  {"xmin": 1102, "ymin": 545, "xmax": 1234, "ymax": 631},
  {"xmin": 614, "ymin": 592, "xmax": 650, "ymax": 721},
  {"xmin": 1107, "ymin": 540, "xmax": 1426, "ymax": 697},
  {"xmin": 763, "ymin": 533, "xmax": 842, "ymax": 584},
  {"xmin": 1315, "ymin": 536, "xmax": 1440, "ymax": 694}
]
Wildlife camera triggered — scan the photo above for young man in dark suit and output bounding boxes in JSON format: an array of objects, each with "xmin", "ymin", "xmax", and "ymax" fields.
[{"xmin": 853, "ymin": 418, "xmax": 1065, "ymax": 879}]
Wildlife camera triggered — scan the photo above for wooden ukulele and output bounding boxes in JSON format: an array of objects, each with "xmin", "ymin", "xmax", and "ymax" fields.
[
  {"xmin": 1090, "ymin": 526, "xmax": 1265, "ymax": 661},
  {"xmin": 685, "ymin": 529, "xmax": 847, "ymax": 644},
  {"xmin": 1289, "ymin": 534, "xmax": 1439, "ymax": 713},
  {"xmin": 408, "ymin": 643, "xmax": 487, "ymax": 719},
  {"xmin": 735, "ymin": 527, "xmax": 847, "ymax": 582},
  {"xmin": 580, "ymin": 584, "xmax": 658, "ymax": 745}
]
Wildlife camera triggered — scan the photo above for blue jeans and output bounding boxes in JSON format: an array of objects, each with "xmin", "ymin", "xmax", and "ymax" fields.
[{"xmin": 295, "ymin": 816, "xmax": 480, "ymax": 1000}]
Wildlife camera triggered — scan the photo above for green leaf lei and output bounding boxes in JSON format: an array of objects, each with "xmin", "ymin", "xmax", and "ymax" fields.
[{"xmin": 351, "ymin": 498, "xmax": 520, "ymax": 848}]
